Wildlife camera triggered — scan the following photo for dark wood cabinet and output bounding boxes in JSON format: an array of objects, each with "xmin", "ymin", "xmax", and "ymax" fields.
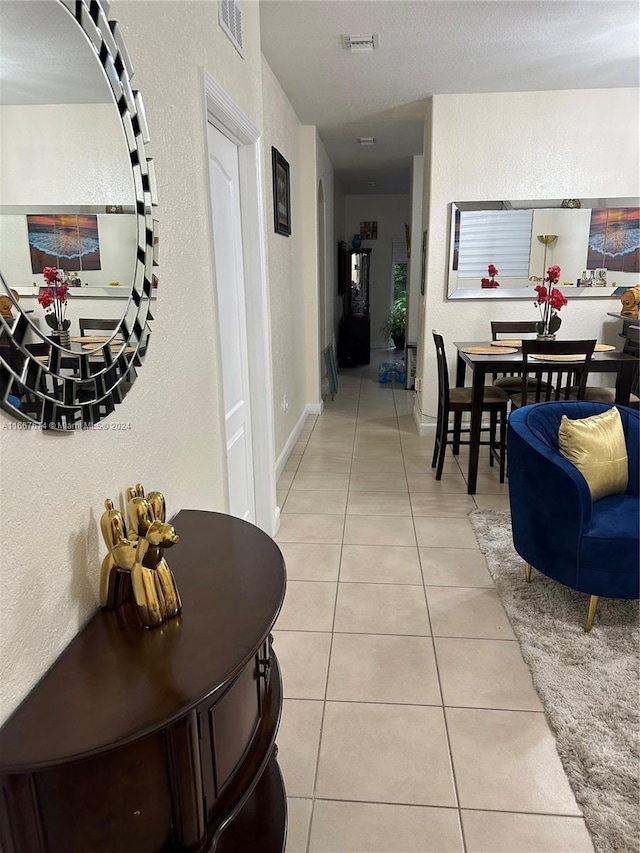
[
  {"xmin": 338, "ymin": 246, "xmax": 371, "ymax": 366},
  {"xmin": 0, "ymin": 510, "xmax": 287, "ymax": 853}
]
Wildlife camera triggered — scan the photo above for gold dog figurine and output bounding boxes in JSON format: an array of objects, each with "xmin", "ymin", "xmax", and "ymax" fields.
[{"xmin": 100, "ymin": 486, "xmax": 181, "ymax": 628}]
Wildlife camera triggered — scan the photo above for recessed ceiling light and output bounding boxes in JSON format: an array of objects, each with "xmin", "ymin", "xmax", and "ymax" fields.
[
  {"xmin": 340, "ymin": 34, "xmax": 380, "ymax": 53},
  {"xmin": 357, "ymin": 137, "xmax": 376, "ymax": 145}
]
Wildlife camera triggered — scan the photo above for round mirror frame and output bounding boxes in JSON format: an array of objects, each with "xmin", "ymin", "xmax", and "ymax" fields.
[{"xmin": 0, "ymin": 0, "xmax": 157, "ymax": 431}]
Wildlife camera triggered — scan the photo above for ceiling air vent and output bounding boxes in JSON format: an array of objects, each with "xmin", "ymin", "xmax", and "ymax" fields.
[
  {"xmin": 357, "ymin": 137, "xmax": 376, "ymax": 146},
  {"xmin": 340, "ymin": 34, "xmax": 380, "ymax": 54},
  {"xmin": 219, "ymin": 0, "xmax": 244, "ymax": 57}
]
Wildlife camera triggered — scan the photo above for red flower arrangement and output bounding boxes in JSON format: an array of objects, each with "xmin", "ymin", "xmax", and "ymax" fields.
[
  {"xmin": 38, "ymin": 266, "xmax": 70, "ymax": 334},
  {"xmin": 534, "ymin": 265, "xmax": 568, "ymax": 336},
  {"xmin": 481, "ymin": 263, "xmax": 500, "ymax": 289}
]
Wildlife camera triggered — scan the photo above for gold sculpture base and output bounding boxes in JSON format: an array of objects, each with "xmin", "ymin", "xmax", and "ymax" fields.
[
  {"xmin": 620, "ymin": 284, "xmax": 640, "ymax": 319},
  {"xmin": 100, "ymin": 484, "xmax": 181, "ymax": 628}
]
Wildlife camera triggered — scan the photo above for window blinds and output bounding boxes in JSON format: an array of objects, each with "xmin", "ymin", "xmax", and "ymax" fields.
[
  {"xmin": 391, "ymin": 241, "xmax": 408, "ymax": 265},
  {"xmin": 457, "ymin": 209, "xmax": 533, "ymax": 279}
]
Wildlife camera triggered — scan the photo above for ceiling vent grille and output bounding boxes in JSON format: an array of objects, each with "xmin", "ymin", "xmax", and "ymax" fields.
[
  {"xmin": 340, "ymin": 34, "xmax": 380, "ymax": 54},
  {"xmin": 219, "ymin": 0, "xmax": 244, "ymax": 57},
  {"xmin": 357, "ymin": 137, "xmax": 376, "ymax": 146}
]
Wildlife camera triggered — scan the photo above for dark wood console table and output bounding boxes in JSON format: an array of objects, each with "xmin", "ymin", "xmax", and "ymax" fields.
[{"xmin": 0, "ymin": 510, "xmax": 287, "ymax": 853}]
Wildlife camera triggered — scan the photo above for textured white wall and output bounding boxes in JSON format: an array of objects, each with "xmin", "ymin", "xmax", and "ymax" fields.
[
  {"xmin": 0, "ymin": 104, "xmax": 133, "ymax": 205},
  {"xmin": 316, "ymin": 133, "xmax": 337, "ymax": 350},
  {"xmin": 344, "ymin": 194, "xmax": 411, "ymax": 349},
  {"xmin": 299, "ymin": 126, "xmax": 321, "ymax": 405},
  {"xmin": 0, "ymin": 0, "xmax": 270, "ymax": 723},
  {"xmin": 407, "ymin": 155, "xmax": 424, "ymax": 344},
  {"xmin": 261, "ymin": 58, "xmax": 309, "ymax": 455},
  {"xmin": 333, "ymin": 178, "xmax": 345, "ymax": 343},
  {"xmin": 417, "ymin": 88, "xmax": 640, "ymax": 423}
]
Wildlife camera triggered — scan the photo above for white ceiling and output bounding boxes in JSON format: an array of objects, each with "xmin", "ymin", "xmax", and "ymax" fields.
[{"xmin": 259, "ymin": 0, "xmax": 640, "ymax": 194}]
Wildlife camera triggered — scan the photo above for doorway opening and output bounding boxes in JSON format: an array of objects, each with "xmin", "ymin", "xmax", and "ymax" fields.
[{"xmin": 203, "ymin": 71, "xmax": 278, "ymax": 535}]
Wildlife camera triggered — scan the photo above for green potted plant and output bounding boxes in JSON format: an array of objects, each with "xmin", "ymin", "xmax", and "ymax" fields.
[{"xmin": 383, "ymin": 296, "xmax": 406, "ymax": 350}]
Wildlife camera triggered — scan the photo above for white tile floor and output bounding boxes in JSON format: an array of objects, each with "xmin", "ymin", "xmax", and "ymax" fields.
[{"xmin": 273, "ymin": 355, "xmax": 594, "ymax": 853}]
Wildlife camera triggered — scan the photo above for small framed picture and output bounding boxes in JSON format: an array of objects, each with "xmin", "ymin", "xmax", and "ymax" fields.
[
  {"xmin": 272, "ymin": 147, "xmax": 291, "ymax": 236},
  {"xmin": 360, "ymin": 220, "xmax": 377, "ymax": 240}
]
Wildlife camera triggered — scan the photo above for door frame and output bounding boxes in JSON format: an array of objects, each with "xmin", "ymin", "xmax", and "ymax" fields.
[{"xmin": 202, "ymin": 70, "xmax": 278, "ymax": 535}]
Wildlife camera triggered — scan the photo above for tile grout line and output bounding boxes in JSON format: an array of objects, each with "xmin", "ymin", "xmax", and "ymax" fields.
[
  {"xmin": 396, "ymin": 381, "xmax": 470, "ymax": 853},
  {"xmin": 305, "ymin": 370, "xmax": 363, "ymax": 853}
]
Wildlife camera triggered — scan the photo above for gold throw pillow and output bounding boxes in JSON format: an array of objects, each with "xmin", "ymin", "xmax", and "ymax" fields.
[{"xmin": 558, "ymin": 407, "xmax": 628, "ymax": 501}]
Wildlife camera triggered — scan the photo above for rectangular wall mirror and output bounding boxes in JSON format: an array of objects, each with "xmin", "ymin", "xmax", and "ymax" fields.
[{"xmin": 447, "ymin": 198, "xmax": 640, "ymax": 300}]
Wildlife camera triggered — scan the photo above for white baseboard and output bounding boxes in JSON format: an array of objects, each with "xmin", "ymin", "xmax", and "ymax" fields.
[
  {"xmin": 413, "ymin": 398, "xmax": 436, "ymax": 436},
  {"xmin": 412, "ymin": 398, "xmax": 495, "ymax": 437},
  {"xmin": 275, "ymin": 403, "xmax": 322, "ymax": 479}
]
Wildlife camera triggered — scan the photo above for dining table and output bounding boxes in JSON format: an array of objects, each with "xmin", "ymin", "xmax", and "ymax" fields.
[{"xmin": 453, "ymin": 340, "xmax": 638, "ymax": 495}]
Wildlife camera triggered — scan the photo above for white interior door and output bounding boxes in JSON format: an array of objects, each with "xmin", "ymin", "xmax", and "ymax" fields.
[{"xmin": 207, "ymin": 122, "xmax": 255, "ymax": 522}]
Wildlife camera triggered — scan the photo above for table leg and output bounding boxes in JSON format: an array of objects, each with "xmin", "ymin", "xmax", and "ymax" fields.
[
  {"xmin": 614, "ymin": 361, "xmax": 634, "ymax": 406},
  {"xmin": 467, "ymin": 367, "xmax": 485, "ymax": 495},
  {"xmin": 453, "ymin": 353, "xmax": 467, "ymax": 455}
]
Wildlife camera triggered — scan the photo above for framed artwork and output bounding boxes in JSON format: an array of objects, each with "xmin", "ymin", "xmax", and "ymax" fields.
[
  {"xmin": 272, "ymin": 147, "xmax": 291, "ymax": 236},
  {"xmin": 360, "ymin": 220, "xmax": 377, "ymax": 240},
  {"xmin": 587, "ymin": 207, "xmax": 639, "ymax": 273},
  {"xmin": 27, "ymin": 214, "xmax": 101, "ymax": 274},
  {"xmin": 420, "ymin": 229, "xmax": 428, "ymax": 295}
]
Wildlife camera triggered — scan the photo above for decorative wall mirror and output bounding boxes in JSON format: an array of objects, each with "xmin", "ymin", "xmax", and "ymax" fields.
[
  {"xmin": 447, "ymin": 198, "xmax": 639, "ymax": 300},
  {"xmin": 0, "ymin": 0, "xmax": 157, "ymax": 429}
]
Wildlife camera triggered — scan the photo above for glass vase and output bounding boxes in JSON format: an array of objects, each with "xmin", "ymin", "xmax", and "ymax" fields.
[{"xmin": 51, "ymin": 329, "xmax": 71, "ymax": 349}]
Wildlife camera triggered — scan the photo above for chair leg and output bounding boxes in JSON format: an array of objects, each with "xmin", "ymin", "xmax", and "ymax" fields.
[
  {"xmin": 432, "ymin": 408, "xmax": 443, "ymax": 468},
  {"xmin": 585, "ymin": 595, "xmax": 599, "ymax": 632},
  {"xmin": 435, "ymin": 413, "xmax": 448, "ymax": 480},
  {"xmin": 452, "ymin": 412, "xmax": 462, "ymax": 455},
  {"xmin": 488, "ymin": 411, "xmax": 496, "ymax": 467},
  {"xmin": 525, "ymin": 563, "xmax": 532, "ymax": 583},
  {"xmin": 498, "ymin": 408, "xmax": 506, "ymax": 483}
]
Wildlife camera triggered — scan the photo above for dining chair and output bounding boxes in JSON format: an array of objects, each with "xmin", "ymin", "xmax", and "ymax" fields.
[
  {"xmin": 490, "ymin": 320, "xmax": 542, "ymax": 393},
  {"xmin": 432, "ymin": 330, "xmax": 509, "ymax": 481},
  {"xmin": 79, "ymin": 318, "xmax": 120, "ymax": 337},
  {"xmin": 570, "ymin": 326, "xmax": 639, "ymax": 409},
  {"xmin": 509, "ymin": 339, "xmax": 597, "ymax": 409}
]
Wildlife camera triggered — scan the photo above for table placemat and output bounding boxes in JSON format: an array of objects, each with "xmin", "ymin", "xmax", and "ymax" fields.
[
  {"xmin": 491, "ymin": 339, "xmax": 522, "ymax": 347},
  {"xmin": 595, "ymin": 343, "xmax": 616, "ymax": 352},
  {"xmin": 461, "ymin": 346, "xmax": 518, "ymax": 355},
  {"xmin": 82, "ymin": 343, "xmax": 135, "ymax": 353},
  {"xmin": 530, "ymin": 353, "xmax": 587, "ymax": 362},
  {"xmin": 82, "ymin": 338, "xmax": 135, "ymax": 352}
]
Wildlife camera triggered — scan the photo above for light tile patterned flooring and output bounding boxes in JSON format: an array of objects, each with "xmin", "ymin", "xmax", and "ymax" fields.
[{"xmin": 273, "ymin": 360, "xmax": 594, "ymax": 853}]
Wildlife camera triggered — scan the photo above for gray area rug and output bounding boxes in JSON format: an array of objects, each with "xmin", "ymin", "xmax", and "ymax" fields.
[{"xmin": 468, "ymin": 510, "xmax": 639, "ymax": 853}]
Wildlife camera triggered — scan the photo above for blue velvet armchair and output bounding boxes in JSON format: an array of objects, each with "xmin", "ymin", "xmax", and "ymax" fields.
[{"xmin": 507, "ymin": 401, "xmax": 640, "ymax": 631}]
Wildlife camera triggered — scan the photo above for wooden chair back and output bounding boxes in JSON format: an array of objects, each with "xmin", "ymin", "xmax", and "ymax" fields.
[
  {"xmin": 491, "ymin": 321, "xmax": 538, "ymax": 339},
  {"xmin": 79, "ymin": 318, "xmax": 120, "ymax": 336},
  {"xmin": 490, "ymin": 321, "xmax": 539, "ymax": 385},
  {"xmin": 432, "ymin": 330, "xmax": 451, "ymax": 411},
  {"xmin": 518, "ymin": 339, "xmax": 597, "ymax": 407}
]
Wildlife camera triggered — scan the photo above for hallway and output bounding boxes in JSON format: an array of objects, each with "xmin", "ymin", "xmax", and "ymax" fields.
[{"xmin": 272, "ymin": 357, "xmax": 592, "ymax": 852}]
